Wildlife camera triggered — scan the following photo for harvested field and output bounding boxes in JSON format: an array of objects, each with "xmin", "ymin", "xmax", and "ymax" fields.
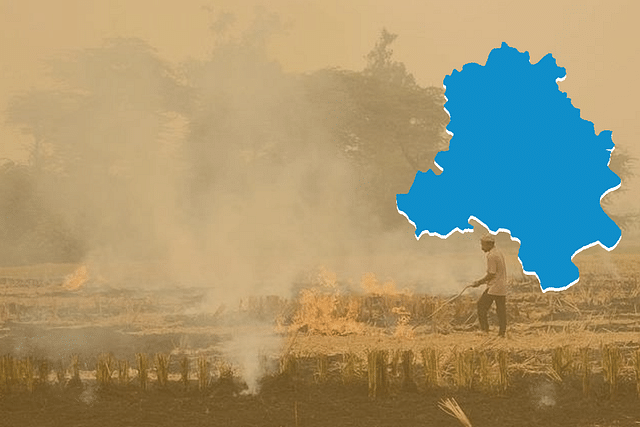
[{"xmin": 0, "ymin": 252, "xmax": 640, "ymax": 426}]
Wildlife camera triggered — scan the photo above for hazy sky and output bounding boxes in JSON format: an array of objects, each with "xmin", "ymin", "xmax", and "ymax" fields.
[{"xmin": 1, "ymin": 0, "xmax": 638, "ymax": 216}]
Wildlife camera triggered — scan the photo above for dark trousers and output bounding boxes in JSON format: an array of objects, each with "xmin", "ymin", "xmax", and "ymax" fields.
[{"xmin": 477, "ymin": 290, "xmax": 506, "ymax": 336}]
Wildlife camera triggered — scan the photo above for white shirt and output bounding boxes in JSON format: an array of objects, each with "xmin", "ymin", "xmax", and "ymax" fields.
[{"xmin": 486, "ymin": 247, "xmax": 507, "ymax": 296}]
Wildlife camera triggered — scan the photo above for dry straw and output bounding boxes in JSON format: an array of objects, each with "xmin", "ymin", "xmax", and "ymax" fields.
[
  {"xmin": 341, "ymin": 352, "xmax": 359, "ymax": 385},
  {"xmin": 580, "ymin": 347, "xmax": 591, "ymax": 397},
  {"xmin": 438, "ymin": 397, "xmax": 473, "ymax": 427},
  {"xmin": 70, "ymin": 354, "xmax": 81, "ymax": 386},
  {"xmin": 315, "ymin": 354, "xmax": 328, "ymax": 384},
  {"xmin": 401, "ymin": 350, "xmax": 417, "ymax": 392},
  {"xmin": 497, "ymin": 349, "xmax": 508, "ymax": 393},
  {"xmin": 475, "ymin": 350, "xmax": 490, "ymax": 390},
  {"xmin": 601, "ymin": 344, "xmax": 621, "ymax": 397},
  {"xmin": 1, "ymin": 355, "xmax": 15, "ymax": 392},
  {"xmin": 454, "ymin": 349, "xmax": 474, "ymax": 390},
  {"xmin": 36, "ymin": 359, "xmax": 49, "ymax": 389},
  {"xmin": 546, "ymin": 367, "xmax": 562, "ymax": 383},
  {"xmin": 180, "ymin": 356, "xmax": 190, "ymax": 390},
  {"xmin": 54, "ymin": 360, "xmax": 65, "ymax": 386},
  {"xmin": 96, "ymin": 354, "xmax": 114, "ymax": 388},
  {"xmin": 367, "ymin": 349, "xmax": 389, "ymax": 399},
  {"xmin": 155, "ymin": 353, "xmax": 170, "ymax": 388},
  {"xmin": 217, "ymin": 360, "xmax": 234, "ymax": 383},
  {"xmin": 633, "ymin": 349, "xmax": 640, "ymax": 400},
  {"xmin": 23, "ymin": 357, "xmax": 35, "ymax": 393},
  {"xmin": 136, "ymin": 353, "xmax": 149, "ymax": 391},
  {"xmin": 552, "ymin": 346, "xmax": 576, "ymax": 380},
  {"xmin": 280, "ymin": 353, "xmax": 298, "ymax": 379},
  {"xmin": 390, "ymin": 349, "xmax": 401, "ymax": 379},
  {"xmin": 197, "ymin": 355, "xmax": 209, "ymax": 391},
  {"xmin": 118, "ymin": 359, "xmax": 129, "ymax": 386},
  {"xmin": 421, "ymin": 348, "xmax": 439, "ymax": 388}
]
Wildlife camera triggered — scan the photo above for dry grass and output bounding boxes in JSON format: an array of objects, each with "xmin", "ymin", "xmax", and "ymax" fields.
[
  {"xmin": 633, "ymin": 349, "xmax": 640, "ymax": 400},
  {"xmin": 546, "ymin": 367, "xmax": 563, "ymax": 383},
  {"xmin": 2, "ymin": 254, "xmax": 640, "ymax": 401},
  {"xmin": 497, "ymin": 349, "xmax": 508, "ymax": 393},
  {"xmin": 280, "ymin": 353, "xmax": 298, "ymax": 380},
  {"xmin": 580, "ymin": 347, "xmax": 591, "ymax": 397},
  {"xmin": 438, "ymin": 397, "xmax": 473, "ymax": 427},
  {"xmin": 454, "ymin": 348, "xmax": 474, "ymax": 390},
  {"xmin": 601, "ymin": 344, "xmax": 621, "ymax": 396},
  {"xmin": 367, "ymin": 349, "xmax": 388, "ymax": 399},
  {"xmin": 389, "ymin": 349, "xmax": 401, "ymax": 379},
  {"xmin": 1, "ymin": 355, "xmax": 16, "ymax": 392},
  {"xmin": 37, "ymin": 359, "xmax": 49, "ymax": 387},
  {"xmin": 197, "ymin": 355, "xmax": 209, "ymax": 391},
  {"xmin": 96, "ymin": 353, "xmax": 115, "ymax": 388},
  {"xmin": 216, "ymin": 360, "xmax": 235, "ymax": 382},
  {"xmin": 54, "ymin": 360, "xmax": 65, "ymax": 386},
  {"xmin": 475, "ymin": 350, "xmax": 490, "ymax": 391},
  {"xmin": 118, "ymin": 359, "xmax": 129, "ymax": 386},
  {"xmin": 401, "ymin": 350, "xmax": 417, "ymax": 392},
  {"xmin": 70, "ymin": 354, "xmax": 80, "ymax": 384},
  {"xmin": 341, "ymin": 352, "xmax": 360, "ymax": 384},
  {"xmin": 551, "ymin": 346, "xmax": 571, "ymax": 379},
  {"xmin": 422, "ymin": 348, "xmax": 439, "ymax": 388},
  {"xmin": 315, "ymin": 354, "xmax": 328, "ymax": 384},
  {"xmin": 180, "ymin": 356, "xmax": 190, "ymax": 389},
  {"xmin": 1, "ymin": 341, "xmax": 640, "ymax": 401},
  {"xmin": 136, "ymin": 353, "xmax": 149, "ymax": 391},
  {"xmin": 21, "ymin": 357, "xmax": 35, "ymax": 393},
  {"xmin": 155, "ymin": 353, "xmax": 170, "ymax": 388}
]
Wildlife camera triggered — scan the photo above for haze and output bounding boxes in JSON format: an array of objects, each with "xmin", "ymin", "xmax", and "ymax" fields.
[{"xmin": 0, "ymin": 0, "xmax": 637, "ymax": 301}]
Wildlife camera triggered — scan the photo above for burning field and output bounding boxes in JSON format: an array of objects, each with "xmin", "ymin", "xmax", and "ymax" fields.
[
  {"xmin": 1, "ymin": 2, "xmax": 639, "ymax": 426},
  {"xmin": 0, "ymin": 252, "xmax": 640, "ymax": 426}
]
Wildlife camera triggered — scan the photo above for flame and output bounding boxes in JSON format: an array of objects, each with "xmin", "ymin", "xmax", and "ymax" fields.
[
  {"xmin": 360, "ymin": 272, "xmax": 412, "ymax": 296},
  {"xmin": 62, "ymin": 265, "xmax": 89, "ymax": 291}
]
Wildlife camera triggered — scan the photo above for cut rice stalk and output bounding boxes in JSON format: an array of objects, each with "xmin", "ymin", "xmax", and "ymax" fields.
[{"xmin": 438, "ymin": 397, "xmax": 472, "ymax": 427}]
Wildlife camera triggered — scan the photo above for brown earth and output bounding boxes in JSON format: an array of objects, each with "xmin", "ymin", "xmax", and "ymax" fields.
[{"xmin": 1, "ymin": 375, "xmax": 640, "ymax": 427}]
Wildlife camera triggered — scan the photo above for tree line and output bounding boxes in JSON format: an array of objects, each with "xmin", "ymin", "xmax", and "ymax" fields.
[{"xmin": 0, "ymin": 19, "xmax": 634, "ymax": 266}]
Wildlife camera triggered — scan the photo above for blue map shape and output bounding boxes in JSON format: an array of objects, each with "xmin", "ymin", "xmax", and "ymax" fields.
[{"xmin": 396, "ymin": 42, "xmax": 622, "ymax": 292}]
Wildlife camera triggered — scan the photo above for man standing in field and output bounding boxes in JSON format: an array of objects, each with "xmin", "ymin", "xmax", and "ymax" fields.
[{"xmin": 472, "ymin": 234, "xmax": 507, "ymax": 337}]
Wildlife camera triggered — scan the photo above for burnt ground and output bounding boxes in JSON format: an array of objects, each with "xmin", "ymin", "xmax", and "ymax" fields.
[{"xmin": 1, "ymin": 375, "xmax": 640, "ymax": 427}]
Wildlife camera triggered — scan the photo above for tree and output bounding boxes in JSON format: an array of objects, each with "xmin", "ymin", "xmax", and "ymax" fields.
[
  {"xmin": 6, "ymin": 90, "xmax": 84, "ymax": 176},
  {"xmin": 5, "ymin": 38, "xmax": 189, "ymax": 262},
  {"xmin": 363, "ymin": 27, "xmax": 417, "ymax": 89},
  {"xmin": 0, "ymin": 160, "xmax": 84, "ymax": 265},
  {"xmin": 302, "ymin": 29, "xmax": 450, "ymax": 229},
  {"xmin": 181, "ymin": 9, "xmax": 318, "ymax": 217}
]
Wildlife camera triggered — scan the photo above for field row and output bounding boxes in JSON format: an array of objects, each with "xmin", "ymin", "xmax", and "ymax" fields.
[{"xmin": 2, "ymin": 343, "xmax": 640, "ymax": 400}]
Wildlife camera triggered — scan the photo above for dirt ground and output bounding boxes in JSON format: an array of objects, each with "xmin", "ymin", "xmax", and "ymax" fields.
[{"xmin": 1, "ymin": 375, "xmax": 640, "ymax": 427}]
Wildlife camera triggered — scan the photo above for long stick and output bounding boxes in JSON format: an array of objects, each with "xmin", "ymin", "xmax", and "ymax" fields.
[{"xmin": 413, "ymin": 285, "xmax": 473, "ymax": 330}]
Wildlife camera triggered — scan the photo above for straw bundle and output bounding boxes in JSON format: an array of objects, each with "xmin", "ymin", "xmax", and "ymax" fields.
[{"xmin": 438, "ymin": 397, "xmax": 472, "ymax": 427}]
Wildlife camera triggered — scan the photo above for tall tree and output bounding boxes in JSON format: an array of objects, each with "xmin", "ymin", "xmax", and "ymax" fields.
[
  {"xmin": 5, "ymin": 38, "xmax": 189, "ymax": 261},
  {"xmin": 0, "ymin": 160, "xmax": 83, "ymax": 265},
  {"xmin": 181, "ymin": 9, "xmax": 319, "ymax": 217},
  {"xmin": 303, "ymin": 29, "xmax": 450, "ymax": 229},
  {"xmin": 363, "ymin": 27, "xmax": 417, "ymax": 89}
]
